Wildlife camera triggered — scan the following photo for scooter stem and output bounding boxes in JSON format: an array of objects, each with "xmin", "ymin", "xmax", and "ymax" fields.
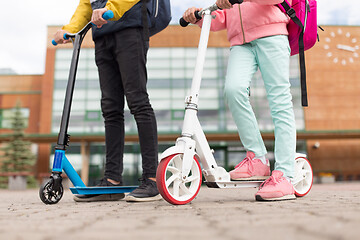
[
  {"xmin": 179, "ymin": 11, "xmax": 218, "ymax": 178},
  {"xmin": 56, "ymin": 30, "xmax": 90, "ymax": 149},
  {"xmin": 56, "ymin": 35, "xmax": 81, "ymax": 149},
  {"xmin": 181, "ymin": 10, "xmax": 212, "ymax": 138},
  {"xmin": 188, "ymin": 10, "xmax": 212, "ymax": 106}
]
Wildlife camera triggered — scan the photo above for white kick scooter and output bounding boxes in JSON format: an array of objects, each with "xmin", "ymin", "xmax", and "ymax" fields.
[{"xmin": 156, "ymin": 1, "xmax": 313, "ymax": 205}]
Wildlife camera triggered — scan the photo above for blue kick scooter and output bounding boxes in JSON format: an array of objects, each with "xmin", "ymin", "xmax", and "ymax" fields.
[{"xmin": 39, "ymin": 10, "xmax": 137, "ymax": 204}]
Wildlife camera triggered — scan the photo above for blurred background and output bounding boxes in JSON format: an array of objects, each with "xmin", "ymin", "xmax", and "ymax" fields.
[{"xmin": 0, "ymin": 0, "xmax": 359, "ymax": 187}]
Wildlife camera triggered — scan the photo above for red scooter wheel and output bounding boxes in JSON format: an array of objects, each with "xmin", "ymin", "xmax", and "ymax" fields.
[
  {"xmin": 156, "ymin": 154, "xmax": 202, "ymax": 205},
  {"xmin": 293, "ymin": 156, "xmax": 313, "ymax": 197}
]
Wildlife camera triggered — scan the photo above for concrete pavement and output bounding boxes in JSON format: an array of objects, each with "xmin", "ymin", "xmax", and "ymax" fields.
[{"xmin": 0, "ymin": 182, "xmax": 360, "ymax": 240}]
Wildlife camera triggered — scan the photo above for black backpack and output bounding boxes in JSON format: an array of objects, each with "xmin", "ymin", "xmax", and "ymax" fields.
[{"xmin": 142, "ymin": 0, "xmax": 172, "ymax": 38}]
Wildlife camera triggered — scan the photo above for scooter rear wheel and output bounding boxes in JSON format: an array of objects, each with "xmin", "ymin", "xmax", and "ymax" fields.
[
  {"xmin": 156, "ymin": 154, "xmax": 202, "ymax": 205},
  {"xmin": 293, "ymin": 156, "xmax": 313, "ymax": 197}
]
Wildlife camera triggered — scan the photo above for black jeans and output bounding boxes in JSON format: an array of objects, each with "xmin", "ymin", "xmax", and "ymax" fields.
[{"xmin": 94, "ymin": 27, "xmax": 158, "ymax": 182}]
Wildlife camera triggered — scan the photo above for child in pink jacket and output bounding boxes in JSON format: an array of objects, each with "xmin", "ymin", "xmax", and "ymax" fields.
[{"xmin": 183, "ymin": 0, "xmax": 297, "ymax": 201}]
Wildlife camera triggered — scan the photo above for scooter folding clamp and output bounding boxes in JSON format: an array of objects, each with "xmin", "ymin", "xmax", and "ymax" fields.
[{"xmin": 185, "ymin": 103, "xmax": 198, "ymax": 111}]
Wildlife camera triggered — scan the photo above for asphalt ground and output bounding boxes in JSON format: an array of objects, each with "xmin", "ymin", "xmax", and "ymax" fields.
[{"xmin": 0, "ymin": 182, "xmax": 359, "ymax": 240}]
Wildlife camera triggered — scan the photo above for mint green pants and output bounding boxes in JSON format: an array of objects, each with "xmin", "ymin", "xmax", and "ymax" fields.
[{"xmin": 224, "ymin": 35, "xmax": 296, "ymax": 178}]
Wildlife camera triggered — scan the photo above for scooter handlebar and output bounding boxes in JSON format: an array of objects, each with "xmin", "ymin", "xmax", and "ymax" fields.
[
  {"xmin": 102, "ymin": 10, "xmax": 114, "ymax": 21},
  {"xmin": 179, "ymin": 11, "xmax": 202, "ymax": 27},
  {"xmin": 229, "ymin": 0, "xmax": 244, "ymax": 5},
  {"xmin": 52, "ymin": 10, "xmax": 114, "ymax": 46},
  {"xmin": 179, "ymin": 0, "xmax": 243, "ymax": 27},
  {"xmin": 52, "ymin": 33, "xmax": 69, "ymax": 46}
]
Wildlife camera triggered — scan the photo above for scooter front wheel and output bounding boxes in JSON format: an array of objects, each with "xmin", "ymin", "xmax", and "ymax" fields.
[
  {"xmin": 39, "ymin": 178, "xmax": 63, "ymax": 204},
  {"xmin": 156, "ymin": 154, "xmax": 202, "ymax": 205},
  {"xmin": 293, "ymin": 156, "xmax": 313, "ymax": 197}
]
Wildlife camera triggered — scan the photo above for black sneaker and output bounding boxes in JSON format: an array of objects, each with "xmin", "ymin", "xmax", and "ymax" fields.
[
  {"xmin": 125, "ymin": 178, "xmax": 162, "ymax": 202},
  {"xmin": 73, "ymin": 178, "xmax": 125, "ymax": 202}
]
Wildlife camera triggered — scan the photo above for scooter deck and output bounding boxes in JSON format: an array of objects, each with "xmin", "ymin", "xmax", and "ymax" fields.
[
  {"xmin": 70, "ymin": 186, "xmax": 138, "ymax": 195},
  {"xmin": 205, "ymin": 180, "xmax": 263, "ymax": 189}
]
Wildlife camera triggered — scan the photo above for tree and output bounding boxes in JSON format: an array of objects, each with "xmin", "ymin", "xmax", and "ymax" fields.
[{"xmin": 0, "ymin": 101, "xmax": 36, "ymax": 173}]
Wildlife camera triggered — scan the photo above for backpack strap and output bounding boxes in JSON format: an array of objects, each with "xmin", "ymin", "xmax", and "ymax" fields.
[
  {"xmin": 280, "ymin": 1, "xmax": 304, "ymax": 29},
  {"xmin": 141, "ymin": 0, "xmax": 150, "ymax": 41},
  {"xmin": 298, "ymin": 31, "xmax": 308, "ymax": 106},
  {"xmin": 281, "ymin": 1, "xmax": 308, "ymax": 107}
]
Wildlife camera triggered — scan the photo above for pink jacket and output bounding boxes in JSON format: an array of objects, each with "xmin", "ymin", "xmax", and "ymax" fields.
[{"xmin": 197, "ymin": 0, "xmax": 291, "ymax": 46}]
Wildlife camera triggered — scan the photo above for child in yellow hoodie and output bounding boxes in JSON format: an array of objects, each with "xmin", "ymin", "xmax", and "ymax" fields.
[{"xmin": 54, "ymin": 0, "xmax": 161, "ymax": 203}]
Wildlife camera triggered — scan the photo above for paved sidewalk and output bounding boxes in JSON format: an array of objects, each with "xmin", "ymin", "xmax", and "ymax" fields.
[{"xmin": 0, "ymin": 182, "xmax": 359, "ymax": 240}]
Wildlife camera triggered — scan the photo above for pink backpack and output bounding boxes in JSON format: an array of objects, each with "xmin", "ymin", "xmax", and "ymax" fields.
[{"xmin": 278, "ymin": 0, "xmax": 321, "ymax": 107}]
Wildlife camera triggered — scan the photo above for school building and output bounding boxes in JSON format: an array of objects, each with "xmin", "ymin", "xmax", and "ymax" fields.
[{"xmin": 0, "ymin": 25, "xmax": 359, "ymax": 184}]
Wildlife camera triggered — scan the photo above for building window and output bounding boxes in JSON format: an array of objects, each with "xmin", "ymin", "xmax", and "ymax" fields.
[
  {"xmin": 85, "ymin": 110, "xmax": 102, "ymax": 121},
  {"xmin": 52, "ymin": 48, "xmax": 304, "ymax": 134}
]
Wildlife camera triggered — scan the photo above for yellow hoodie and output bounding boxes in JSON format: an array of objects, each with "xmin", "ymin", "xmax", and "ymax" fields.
[{"xmin": 62, "ymin": 0, "xmax": 140, "ymax": 33}]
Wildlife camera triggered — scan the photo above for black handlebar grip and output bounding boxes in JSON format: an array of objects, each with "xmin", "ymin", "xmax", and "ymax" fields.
[
  {"xmin": 229, "ymin": 0, "xmax": 244, "ymax": 5},
  {"xmin": 179, "ymin": 10, "xmax": 203, "ymax": 28},
  {"xmin": 194, "ymin": 11, "xmax": 202, "ymax": 20},
  {"xmin": 180, "ymin": 17, "xmax": 190, "ymax": 27}
]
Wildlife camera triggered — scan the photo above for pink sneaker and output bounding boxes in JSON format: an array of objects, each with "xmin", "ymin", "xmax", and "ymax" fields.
[
  {"xmin": 255, "ymin": 170, "xmax": 296, "ymax": 201},
  {"xmin": 229, "ymin": 152, "xmax": 270, "ymax": 180}
]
